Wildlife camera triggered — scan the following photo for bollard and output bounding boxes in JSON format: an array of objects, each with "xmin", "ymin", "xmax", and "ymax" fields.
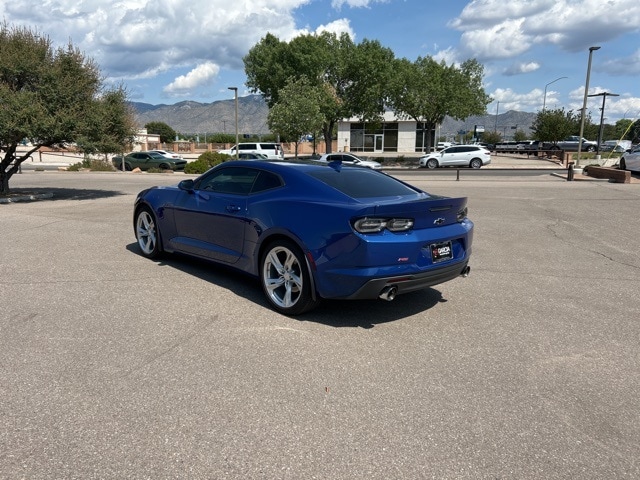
[{"xmin": 567, "ymin": 162, "xmax": 574, "ymax": 181}]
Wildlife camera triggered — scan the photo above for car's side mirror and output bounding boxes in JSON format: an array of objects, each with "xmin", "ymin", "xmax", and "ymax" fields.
[{"xmin": 178, "ymin": 179, "xmax": 195, "ymax": 191}]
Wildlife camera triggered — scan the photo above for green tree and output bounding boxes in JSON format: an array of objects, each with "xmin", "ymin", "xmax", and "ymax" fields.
[
  {"xmin": 244, "ymin": 32, "xmax": 395, "ymax": 153},
  {"xmin": 145, "ymin": 121, "xmax": 176, "ymax": 144},
  {"xmin": 0, "ymin": 23, "xmax": 134, "ymax": 194},
  {"xmin": 267, "ymin": 77, "xmax": 325, "ymax": 158},
  {"xmin": 613, "ymin": 118, "xmax": 640, "ymax": 142},
  {"xmin": 387, "ymin": 57, "xmax": 491, "ymax": 152},
  {"xmin": 482, "ymin": 130, "xmax": 502, "ymax": 146},
  {"xmin": 513, "ymin": 129, "xmax": 528, "ymax": 142},
  {"xmin": 531, "ymin": 108, "xmax": 579, "ymax": 144},
  {"xmin": 76, "ymin": 89, "xmax": 137, "ymax": 156}
]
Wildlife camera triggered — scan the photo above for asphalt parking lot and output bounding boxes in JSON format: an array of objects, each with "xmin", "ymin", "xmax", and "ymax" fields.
[{"xmin": 1, "ymin": 170, "xmax": 639, "ymax": 478}]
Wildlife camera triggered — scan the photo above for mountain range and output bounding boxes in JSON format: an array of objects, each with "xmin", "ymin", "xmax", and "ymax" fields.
[{"xmin": 131, "ymin": 95, "xmax": 537, "ymax": 139}]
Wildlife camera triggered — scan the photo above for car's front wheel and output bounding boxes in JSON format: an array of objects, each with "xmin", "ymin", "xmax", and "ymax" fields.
[
  {"xmin": 135, "ymin": 206, "xmax": 162, "ymax": 258},
  {"xmin": 426, "ymin": 158, "xmax": 439, "ymax": 169},
  {"xmin": 260, "ymin": 240, "xmax": 320, "ymax": 315},
  {"xmin": 470, "ymin": 158, "xmax": 483, "ymax": 169},
  {"xmin": 620, "ymin": 159, "xmax": 627, "ymax": 171}
]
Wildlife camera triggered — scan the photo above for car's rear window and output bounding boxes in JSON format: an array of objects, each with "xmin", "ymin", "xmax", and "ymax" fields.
[{"xmin": 309, "ymin": 169, "xmax": 419, "ymax": 198}]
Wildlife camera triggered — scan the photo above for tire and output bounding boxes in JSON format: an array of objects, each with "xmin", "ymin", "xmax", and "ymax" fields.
[
  {"xmin": 135, "ymin": 206, "xmax": 162, "ymax": 258},
  {"xmin": 260, "ymin": 240, "xmax": 320, "ymax": 315},
  {"xmin": 550, "ymin": 145, "xmax": 560, "ymax": 151},
  {"xmin": 620, "ymin": 159, "xmax": 626, "ymax": 171},
  {"xmin": 470, "ymin": 158, "xmax": 482, "ymax": 169},
  {"xmin": 586, "ymin": 146, "xmax": 596, "ymax": 152},
  {"xmin": 426, "ymin": 158, "xmax": 438, "ymax": 169},
  {"xmin": 159, "ymin": 163, "xmax": 171, "ymax": 170},
  {"xmin": 124, "ymin": 162, "xmax": 132, "ymax": 171}
]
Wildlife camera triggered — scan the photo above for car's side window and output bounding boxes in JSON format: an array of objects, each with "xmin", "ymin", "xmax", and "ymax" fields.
[
  {"xmin": 197, "ymin": 167, "xmax": 259, "ymax": 195},
  {"xmin": 251, "ymin": 171, "xmax": 283, "ymax": 193}
]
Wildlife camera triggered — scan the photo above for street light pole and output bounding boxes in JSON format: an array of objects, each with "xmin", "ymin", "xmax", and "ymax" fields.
[
  {"xmin": 228, "ymin": 87, "xmax": 239, "ymax": 160},
  {"xmin": 588, "ymin": 92, "xmax": 619, "ymax": 157},
  {"xmin": 577, "ymin": 46, "xmax": 600, "ymax": 165},
  {"xmin": 543, "ymin": 76, "xmax": 568, "ymax": 111}
]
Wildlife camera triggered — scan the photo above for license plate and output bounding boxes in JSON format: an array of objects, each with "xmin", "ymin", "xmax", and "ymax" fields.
[{"xmin": 430, "ymin": 241, "xmax": 453, "ymax": 263}]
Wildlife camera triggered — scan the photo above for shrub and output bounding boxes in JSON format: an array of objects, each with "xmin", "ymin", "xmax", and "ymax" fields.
[
  {"xmin": 68, "ymin": 158, "xmax": 115, "ymax": 171},
  {"xmin": 184, "ymin": 151, "xmax": 230, "ymax": 174}
]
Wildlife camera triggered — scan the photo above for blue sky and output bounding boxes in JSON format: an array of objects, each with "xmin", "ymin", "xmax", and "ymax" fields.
[{"xmin": 2, "ymin": 0, "xmax": 639, "ymax": 122}]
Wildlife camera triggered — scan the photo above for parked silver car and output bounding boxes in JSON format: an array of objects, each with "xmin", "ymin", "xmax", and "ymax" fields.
[
  {"xmin": 419, "ymin": 145, "xmax": 491, "ymax": 169},
  {"xmin": 620, "ymin": 145, "xmax": 640, "ymax": 173}
]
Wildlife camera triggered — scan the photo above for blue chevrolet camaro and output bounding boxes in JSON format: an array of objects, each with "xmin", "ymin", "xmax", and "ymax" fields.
[{"xmin": 133, "ymin": 160, "xmax": 473, "ymax": 315}]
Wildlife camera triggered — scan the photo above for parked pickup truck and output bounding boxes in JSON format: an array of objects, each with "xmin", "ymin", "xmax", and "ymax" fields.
[{"xmin": 543, "ymin": 136, "xmax": 598, "ymax": 152}]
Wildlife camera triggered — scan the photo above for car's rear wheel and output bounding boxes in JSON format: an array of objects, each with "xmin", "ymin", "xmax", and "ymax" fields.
[
  {"xmin": 260, "ymin": 240, "xmax": 320, "ymax": 315},
  {"xmin": 135, "ymin": 206, "xmax": 162, "ymax": 258},
  {"xmin": 426, "ymin": 158, "xmax": 438, "ymax": 169},
  {"xmin": 470, "ymin": 158, "xmax": 483, "ymax": 169}
]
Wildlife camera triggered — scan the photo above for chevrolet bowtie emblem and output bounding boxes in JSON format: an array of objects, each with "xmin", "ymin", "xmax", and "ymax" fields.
[{"xmin": 434, "ymin": 217, "xmax": 445, "ymax": 225}]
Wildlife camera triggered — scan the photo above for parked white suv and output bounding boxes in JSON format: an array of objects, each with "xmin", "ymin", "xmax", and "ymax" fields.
[
  {"xmin": 219, "ymin": 142, "xmax": 284, "ymax": 159},
  {"xmin": 419, "ymin": 145, "xmax": 491, "ymax": 169}
]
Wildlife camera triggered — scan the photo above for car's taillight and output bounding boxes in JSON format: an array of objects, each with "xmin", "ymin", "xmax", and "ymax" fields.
[
  {"xmin": 353, "ymin": 217, "xmax": 414, "ymax": 234},
  {"xmin": 457, "ymin": 206, "xmax": 468, "ymax": 222}
]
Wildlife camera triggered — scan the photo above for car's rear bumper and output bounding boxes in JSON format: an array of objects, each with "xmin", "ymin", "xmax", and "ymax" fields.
[{"xmin": 329, "ymin": 259, "xmax": 470, "ymax": 300}]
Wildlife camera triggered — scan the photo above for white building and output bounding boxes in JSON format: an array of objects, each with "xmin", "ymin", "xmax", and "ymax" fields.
[
  {"xmin": 132, "ymin": 129, "xmax": 161, "ymax": 151},
  {"xmin": 337, "ymin": 112, "xmax": 438, "ymax": 154}
]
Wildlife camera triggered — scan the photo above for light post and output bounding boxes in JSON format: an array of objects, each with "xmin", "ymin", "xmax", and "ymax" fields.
[
  {"xmin": 588, "ymin": 92, "xmax": 619, "ymax": 157},
  {"xmin": 543, "ymin": 76, "xmax": 568, "ymax": 111},
  {"xmin": 228, "ymin": 87, "xmax": 238, "ymax": 160},
  {"xmin": 577, "ymin": 46, "xmax": 600, "ymax": 165}
]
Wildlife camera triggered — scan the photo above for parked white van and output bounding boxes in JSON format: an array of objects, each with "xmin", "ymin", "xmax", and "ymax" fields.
[{"xmin": 219, "ymin": 142, "xmax": 284, "ymax": 159}]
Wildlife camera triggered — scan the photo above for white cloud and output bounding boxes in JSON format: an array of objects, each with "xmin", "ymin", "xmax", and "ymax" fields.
[
  {"xmin": 315, "ymin": 19, "xmax": 355, "ymax": 39},
  {"xmin": 503, "ymin": 61, "xmax": 540, "ymax": 76},
  {"xmin": 163, "ymin": 62, "xmax": 220, "ymax": 96},
  {"xmin": 450, "ymin": 0, "xmax": 640, "ymax": 59},
  {"xmin": 459, "ymin": 19, "xmax": 531, "ymax": 60},
  {"xmin": 331, "ymin": 0, "xmax": 388, "ymax": 9},
  {"xmin": 490, "ymin": 87, "xmax": 548, "ymax": 111},
  {"xmin": 601, "ymin": 49, "xmax": 640, "ymax": 76},
  {"xmin": 3, "ymin": 0, "xmax": 309, "ymax": 80}
]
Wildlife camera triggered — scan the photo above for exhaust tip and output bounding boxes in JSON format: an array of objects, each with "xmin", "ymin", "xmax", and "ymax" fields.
[
  {"xmin": 379, "ymin": 285, "xmax": 398, "ymax": 301},
  {"xmin": 461, "ymin": 266, "xmax": 471, "ymax": 278}
]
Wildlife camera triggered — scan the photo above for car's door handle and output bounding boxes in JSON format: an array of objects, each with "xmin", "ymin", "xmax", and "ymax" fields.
[{"xmin": 226, "ymin": 205, "xmax": 241, "ymax": 213}]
